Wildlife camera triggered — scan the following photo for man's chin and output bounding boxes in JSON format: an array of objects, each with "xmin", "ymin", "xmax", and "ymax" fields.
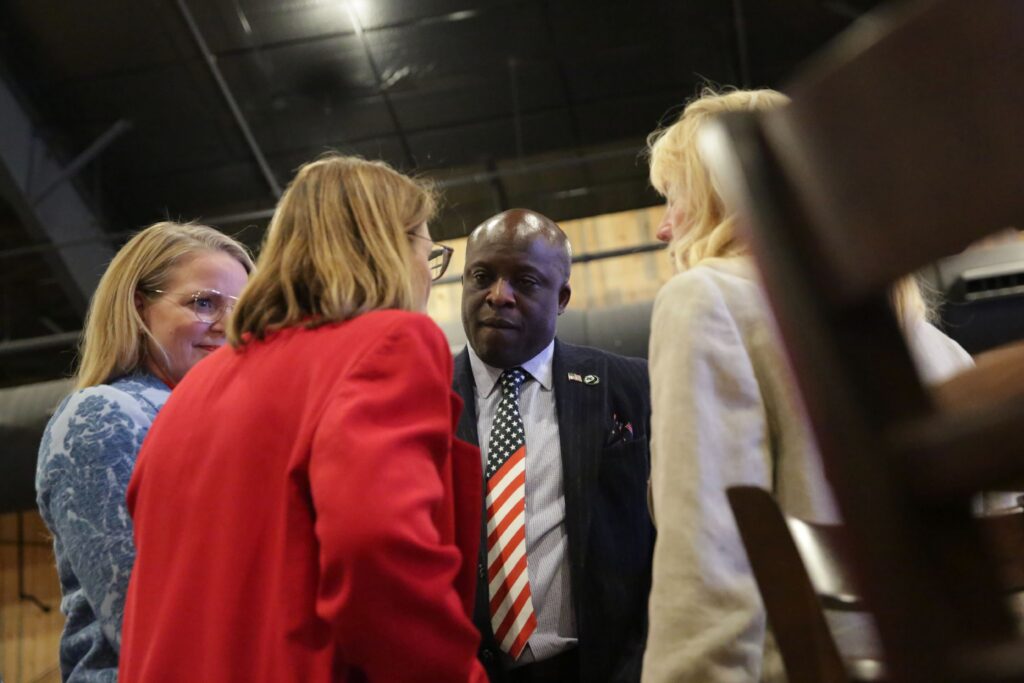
[{"xmin": 471, "ymin": 336, "xmax": 534, "ymax": 370}]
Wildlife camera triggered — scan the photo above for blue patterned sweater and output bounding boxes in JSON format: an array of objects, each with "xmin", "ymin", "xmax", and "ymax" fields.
[{"xmin": 36, "ymin": 373, "xmax": 170, "ymax": 683}]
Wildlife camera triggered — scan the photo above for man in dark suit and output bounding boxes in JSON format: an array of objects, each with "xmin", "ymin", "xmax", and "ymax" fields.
[{"xmin": 453, "ymin": 208, "xmax": 654, "ymax": 683}]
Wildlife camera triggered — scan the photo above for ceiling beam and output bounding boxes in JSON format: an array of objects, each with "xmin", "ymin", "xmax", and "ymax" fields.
[
  {"xmin": 174, "ymin": 0, "xmax": 283, "ymax": 199},
  {"xmin": 0, "ymin": 72, "xmax": 117, "ymax": 315},
  {"xmin": 345, "ymin": 1, "xmax": 417, "ymax": 169}
]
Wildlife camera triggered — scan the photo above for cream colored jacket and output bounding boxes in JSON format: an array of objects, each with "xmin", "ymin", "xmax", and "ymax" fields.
[{"xmin": 641, "ymin": 257, "xmax": 972, "ymax": 683}]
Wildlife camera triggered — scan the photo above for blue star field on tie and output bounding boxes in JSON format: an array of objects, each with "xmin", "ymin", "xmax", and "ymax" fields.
[{"xmin": 484, "ymin": 367, "xmax": 537, "ymax": 659}]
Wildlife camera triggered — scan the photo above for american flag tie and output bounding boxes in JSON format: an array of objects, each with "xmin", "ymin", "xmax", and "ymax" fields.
[{"xmin": 485, "ymin": 367, "xmax": 536, "ymax": 659}]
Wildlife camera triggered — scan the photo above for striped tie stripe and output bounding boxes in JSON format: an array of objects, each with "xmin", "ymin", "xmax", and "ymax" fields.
[{"xmin": 485, "ymin": 368, "xmax": 536, "ymax": 659}]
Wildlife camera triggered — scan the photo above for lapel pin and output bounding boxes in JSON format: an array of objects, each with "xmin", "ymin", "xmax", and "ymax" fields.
[
  {"xmin": 568, "ymin": 372, "xmax": 583, "ymax": 383},
  {"xmin": 584, "ymin": 374, "xmax": 599, "ymax": 385}
]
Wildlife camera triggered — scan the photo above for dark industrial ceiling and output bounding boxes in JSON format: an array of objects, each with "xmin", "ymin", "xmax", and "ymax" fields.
[{"xmin": 0, "ymin": 0, "xmax": 883, "ymax": 387}]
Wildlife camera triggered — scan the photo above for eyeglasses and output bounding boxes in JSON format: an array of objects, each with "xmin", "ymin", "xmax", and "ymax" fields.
[
  {"xmin": 147, "ymin": 288, "xmax": 239, "ymax": 324},
  {"xmin": 408, "ymin": 233, "xmax": 454, "ymax": 281}
]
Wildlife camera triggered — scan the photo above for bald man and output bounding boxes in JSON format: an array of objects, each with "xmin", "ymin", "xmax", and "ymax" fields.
[{"xmin": 453, "ymin": 209, "xmax": 654, "ymax": 683}]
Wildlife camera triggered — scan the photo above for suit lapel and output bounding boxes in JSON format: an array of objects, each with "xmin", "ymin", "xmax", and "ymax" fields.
[
  {"xmin": 453, "ymin": 349, "xmax": 479, "ymax": 447},
  {"xmin": 552, "ymin": 340, "xmax": 608, "ymax": 614}
]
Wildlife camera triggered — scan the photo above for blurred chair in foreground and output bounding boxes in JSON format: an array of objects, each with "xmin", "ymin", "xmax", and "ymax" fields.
[
  {"xmin": 701, "ymin": 0, "xmax": 1024, "ymax": 680},
  {"xmin": 727, "ymin": 485, "xmax": 881, "ymax": 683},
  {"xmin": 728, "ymin": 486, "xmax": 1024, "ymax": 683}
]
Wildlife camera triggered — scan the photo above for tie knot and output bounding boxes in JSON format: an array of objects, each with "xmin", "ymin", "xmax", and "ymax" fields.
[{"xmin": 499, "ymin": 367, "xmax": 528, "ymax": 396}]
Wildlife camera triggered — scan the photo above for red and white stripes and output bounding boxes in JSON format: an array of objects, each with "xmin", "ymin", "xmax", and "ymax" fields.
[{"xmin": 485, "ymin": 444, "xmax": 536, "ymax": 658}]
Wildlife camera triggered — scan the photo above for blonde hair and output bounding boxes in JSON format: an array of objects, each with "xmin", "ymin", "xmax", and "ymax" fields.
[
  {"xmin": 649, "ymin": 87, "xmax": 933, "ymax": 322},
  {"xmin": 891, "ymin": 274, "xmax": 935, "ymax": 324},
  {"xmin": 648, "ymin": 87, "xmax": 790, "ymax": 271},
  {"xmin": 75, "ymin": 222, "xmax": 254, "ymax": 389},
  {"xmin": 229, "ymin": 154, "xmax": 436, "ymax": 346}
]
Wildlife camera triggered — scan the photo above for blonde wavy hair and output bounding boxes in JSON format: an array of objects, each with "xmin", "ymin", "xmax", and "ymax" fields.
[
  {"xmin": 74, "ymin": 222, "xmax": 254, "ymax": 389},
  {"xmin": 648, "ymin": 87, "xmax": 932, "ymax": 322},
  {"xmin": 229, "ymin": 154, "xmax": 437, "ymax": 346},
  {"xmin": 648, "ymin": 87, "xmax": 790, "ymax": 271}
]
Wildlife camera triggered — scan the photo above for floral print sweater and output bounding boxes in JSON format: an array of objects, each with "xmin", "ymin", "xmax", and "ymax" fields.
[{"xmin": 36, "ymin": 374, "xmax": 170, "ymax": 683}]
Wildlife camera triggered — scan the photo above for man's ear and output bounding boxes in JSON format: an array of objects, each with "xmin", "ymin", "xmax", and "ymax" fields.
[{"xmin": 557, "ymin": 282, "xmax": 571, "ymax": 315}]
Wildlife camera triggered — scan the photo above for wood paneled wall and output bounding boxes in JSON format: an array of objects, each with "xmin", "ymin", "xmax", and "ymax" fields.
[
  {"xmin": 427, "ymin": 205, "xmax": 671, "ymax": 325},
  {"xmin": 0, "ymin": 512, "xmax": 63, "ymax": 683}
]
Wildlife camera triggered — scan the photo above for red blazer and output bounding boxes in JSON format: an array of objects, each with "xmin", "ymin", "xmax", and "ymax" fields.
[{"xmin": 120, "ymin": 311, "xmax": 487, "ymax": 683}]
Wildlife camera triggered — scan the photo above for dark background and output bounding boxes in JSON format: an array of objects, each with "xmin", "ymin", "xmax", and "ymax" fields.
[{"xmin": 0, "ymin": 0, "xmax": 884, "ymax": 387}]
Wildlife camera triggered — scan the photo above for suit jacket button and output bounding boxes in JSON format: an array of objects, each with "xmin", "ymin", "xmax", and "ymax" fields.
[
  {"xmin": 481, "ymin": 649, "xmax": 494, "ymax": 662},
  {"xmin": 478, "ymin": 563, "xmax": 486, "ymax": 578}
]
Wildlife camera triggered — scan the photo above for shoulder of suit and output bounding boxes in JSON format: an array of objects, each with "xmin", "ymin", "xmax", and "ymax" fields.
[
  {"xmin": 347, "ymin": 308, "xmax": 433, "ymax": 330},
  {"xmin": 557, "ymin": 338, "xmax": 642, "ymax": 361},
  {"xmin": 452, "ymin": 345, "xmax": 471, "ymax": 367},
  {"xmin": 556, "ymin": 340, "xmax": 648, "ymax": 375},
  {"xmin": 303, "ymin": 311, "xmax": 451, "ymax": 377},
  {"xmin": 659, "ymin": 258, "xmax": 756, "ymax": 301},
  {"xmin": 656, "ymin": 260, "xmax": 765, "ymax": 336},
  {"xmin": 317, "ymin": 310, "xmax": 445, "ymax": 345}
]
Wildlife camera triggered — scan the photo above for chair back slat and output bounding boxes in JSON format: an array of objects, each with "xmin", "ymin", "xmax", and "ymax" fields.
[
  {"xmin": 728, "ymin": 486, "xmax": 850, "ymax": 683},
  {"xmin": 785, "ymin": 516, "xmax": 862, "ymax": 610}
]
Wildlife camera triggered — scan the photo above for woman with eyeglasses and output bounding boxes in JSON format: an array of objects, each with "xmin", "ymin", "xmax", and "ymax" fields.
[
  {"xmin": 119, "ymin": 155, "xmax": 487, "ymax": 683},
  {"xmin": 36, "ymin": 221, "xmax": 253, "ymax": 683}
]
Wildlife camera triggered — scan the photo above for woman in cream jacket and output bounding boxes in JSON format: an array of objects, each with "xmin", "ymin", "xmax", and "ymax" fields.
[{"xmin": 640, "ymin": 89, "xmax": 972, "ymax": 683}]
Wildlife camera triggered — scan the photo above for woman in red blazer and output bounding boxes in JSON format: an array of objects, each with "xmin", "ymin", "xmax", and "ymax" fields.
[{"xmin": 119, "ymin": 155, "xmax": 487, "ymax": 683}]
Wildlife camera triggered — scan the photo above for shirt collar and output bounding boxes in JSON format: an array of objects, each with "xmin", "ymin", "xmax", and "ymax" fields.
[{"xmin": 467, "ymin": 340, "xmax": 555, "ymax": 398}]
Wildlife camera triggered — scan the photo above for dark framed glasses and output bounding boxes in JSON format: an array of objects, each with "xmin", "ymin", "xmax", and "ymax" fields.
[
  {"xmin": 409, "ymin": 233, "xmax": 454, "ymax": 281},
  {"xmin": 147, "ymin": 288, "xmax": 239, "ymax": 324}
]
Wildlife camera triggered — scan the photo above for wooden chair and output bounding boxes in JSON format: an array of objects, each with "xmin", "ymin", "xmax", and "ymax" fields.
[
  {"xmin": 728, "ymin": 486, "xmax": 1024, "ymax": 683},
  {"xmin": 700, "ymin": 0, "xmax": 1024, "ymax": 680},
  {"xmin": 727, "ymin": 485, "xmax": 882, "ymax": 683}
]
